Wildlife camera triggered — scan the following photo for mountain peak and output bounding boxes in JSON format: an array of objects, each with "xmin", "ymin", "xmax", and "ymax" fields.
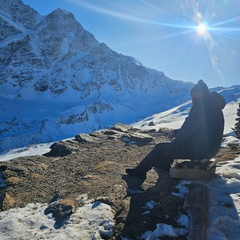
[
  {"xmin": 41, "ymin": 7, "xmax": 81, "ymax": 32},
  {"xmin": 51, "ymin": 8, "xmax": 73, "ymax": 16}
]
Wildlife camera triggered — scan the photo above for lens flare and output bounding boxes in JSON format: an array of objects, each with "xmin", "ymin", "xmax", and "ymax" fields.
[
  {"xmin": 196, "ymin": 22, "xmax": 208, "ymax": 36},
  {"xmin": 70, "ymin": 0, "xmax": 240, "ymax": 85}
]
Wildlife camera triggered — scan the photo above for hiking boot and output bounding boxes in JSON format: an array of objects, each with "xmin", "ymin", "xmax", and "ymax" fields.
[{"xmin": 126, "ymin": 168, "xmax": 146, "ymax": 180}]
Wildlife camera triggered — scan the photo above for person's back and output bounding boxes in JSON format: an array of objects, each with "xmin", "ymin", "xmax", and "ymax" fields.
[
  {"xmin": 174, "ymin": 91, "xmax": 225, "ymax": 159},
  {"xmin": 173, "ymin": 81, "xmax": 225, "ymax": 160}
]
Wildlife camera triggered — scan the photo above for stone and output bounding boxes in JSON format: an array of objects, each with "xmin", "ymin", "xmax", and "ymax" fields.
[
  {"xmin": 0, "ymin": 192, "xmax": 14, "ymax": 210},
  {"xmin": 169, "ymin": 159, "xmax": 216, "ymax": 180},
  {"xmin": 44, "ymin": 139, "xmax": 79, "ymax": 157},
  {"xmin": 110, "ymin": 123, "xmax": 132, "ymax": 133},
  {"xmin": 75, "ymin": 133, "xmax": 97, "ymax": 142},
  {"xmin": 44, "ymin": 141, "xmax": 73, "ymax": 157},
  {"xmin": 148, "ymin": 121, "xmax": 155, "ymax": 126},
  {"xmin": 121, "ymin": 132, "xmax": 153, "ymax": 145},
  {"xmin": 183, "ymin": 183, "xmax": 209, "ymax": 240},
  {"xmin": 44, "ymin": 198, "xmax": 76, "ymax": 229}
]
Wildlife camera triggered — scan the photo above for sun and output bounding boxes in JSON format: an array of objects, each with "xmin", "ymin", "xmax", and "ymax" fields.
[{"xmin": 196, "ymin": 22, "xmax": 208, "ymax": 36}]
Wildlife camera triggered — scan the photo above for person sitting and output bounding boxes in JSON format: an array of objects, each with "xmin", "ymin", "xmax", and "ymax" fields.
[{"xmin": 126, "ymin": 80, "xmax": 226, "ymax": 180}]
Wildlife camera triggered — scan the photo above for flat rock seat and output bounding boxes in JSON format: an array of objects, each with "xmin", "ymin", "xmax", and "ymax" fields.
[{"xmin": 169, "ymin": 158, "xmax": 216, "ymax": 180}]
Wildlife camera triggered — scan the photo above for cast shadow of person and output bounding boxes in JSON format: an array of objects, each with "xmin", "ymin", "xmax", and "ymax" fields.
[{"xmin": 120, "ymin": 168, "xmax": 183, "ymax": 239}]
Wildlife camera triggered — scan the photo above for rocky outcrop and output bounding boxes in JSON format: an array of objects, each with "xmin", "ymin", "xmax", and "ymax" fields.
[
  {"xmin": 0, "ymin": 123, "xmax": 239, "ymax": 238},
  {"xmin": 45, "ymin": 124, "xmax": 154, "ymax": 157},
  {"xmin": 0, "ymin": 124, "xmax": 182, "ymax": 238}
]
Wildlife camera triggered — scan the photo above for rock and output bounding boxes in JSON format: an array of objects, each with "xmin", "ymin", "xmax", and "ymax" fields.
[
  {"xmin": 44, "ymin": 139, "xmax": 78, "ymax": 157},
  {"xmin": 95, "ymin": 196, "xmax": 113, "ymax": 206},
  {"xmin": 110, "ymin": 123, "xmax": 132, "ymax": 133},
  {"xmin": 103, "ymin": 129, "xmax": 121, "ymax": 136},
  {"xmin": 121, "ymin": 132, "xmax": 153, "ymax": 145},
  {"xmin": 75, "ymin": 133, "xmax": 98, "ymax": 143},
  {"xmin": 183, "ymin": 183, "xmax": 209, "ymax": 240},
  {"xmin": 44, "ymin": 198, "xmax": 76, "ymax": 229},
  {"xmin": 0, "ymin": 192, "xmax": 14, "ymax": 210},
  {"xmin": 169, "ymin": 159, "xmax": 216, "ymax": 180},
  {"xmin": 89, "ymin": 131, "xmax": 106, "ymax": 139},
  {"xmin": 148, "ymin": 121, "xmax": 155, "ymax": 126}
]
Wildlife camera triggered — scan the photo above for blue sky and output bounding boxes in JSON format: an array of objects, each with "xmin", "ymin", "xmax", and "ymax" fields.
[{"xmin": 22, "ymin": 0, "xmax": 240, "ymax": 88}]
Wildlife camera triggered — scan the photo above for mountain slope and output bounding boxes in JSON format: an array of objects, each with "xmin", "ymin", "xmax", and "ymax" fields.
[{"xmin": 1, "ymin": 0, "xmax": 196, "ymax": 152}]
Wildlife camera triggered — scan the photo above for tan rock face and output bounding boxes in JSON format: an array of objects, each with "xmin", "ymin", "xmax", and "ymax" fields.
[{"xmin": 0, "ymin": 192, "xmax": 14, "ymax": 210}]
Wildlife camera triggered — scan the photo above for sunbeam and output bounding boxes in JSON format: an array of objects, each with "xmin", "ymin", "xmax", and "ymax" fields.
[
  {"xmin": 211, "ymin": 16, "xmax": 240, "ymax": 28},
  {"xmin": 69, "ymin": 0, "xmax": 203, "ymax": 31},
  {"xmin": 67, "ymin": 0, "xmax": 239, "ymax": 86}
]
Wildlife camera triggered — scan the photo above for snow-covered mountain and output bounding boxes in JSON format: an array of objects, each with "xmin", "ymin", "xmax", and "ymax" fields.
[
  {"xmin": 0, "ymin": 0, "xmax": 238, "ymax": 153},
  {"xmin": 0, "ymin": 0, "xmax": 197, "ymax": 152}
]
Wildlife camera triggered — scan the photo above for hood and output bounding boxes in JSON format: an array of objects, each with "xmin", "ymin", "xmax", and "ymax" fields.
[{"xmin": 209, "ymin": 91, "xmax": 226, "ymax": 110}]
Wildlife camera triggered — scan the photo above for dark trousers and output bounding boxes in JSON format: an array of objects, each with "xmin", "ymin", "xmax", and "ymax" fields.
[{"xmin": 138, "ymin": 141, "xmax": 216, "ymax": 172}]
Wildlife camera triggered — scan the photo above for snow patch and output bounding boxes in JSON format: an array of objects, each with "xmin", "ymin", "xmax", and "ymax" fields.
[{"xmin": 0, "ymin": 198, "xmax": 115, "ymax": 240}]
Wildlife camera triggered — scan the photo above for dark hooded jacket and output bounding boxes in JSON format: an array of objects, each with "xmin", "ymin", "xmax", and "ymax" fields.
[{"xmin": 173, "ymin": 91, "xmax": 225, "ymax": 159}]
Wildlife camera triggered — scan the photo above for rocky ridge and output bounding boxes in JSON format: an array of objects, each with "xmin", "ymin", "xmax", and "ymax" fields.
[{"xmin": 0, "ymin": 124, "xmax": 185, "ymax": 239}]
